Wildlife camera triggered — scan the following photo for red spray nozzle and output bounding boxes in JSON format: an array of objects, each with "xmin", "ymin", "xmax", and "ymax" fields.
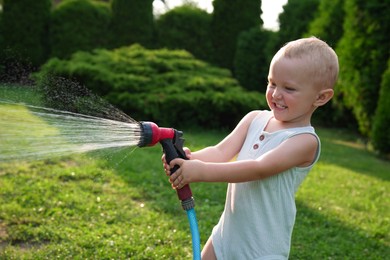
[
  {"xmin": 137, "ymin": 122, "xmax": 194, "ymax": 208},
  {"xmin": 137, "ymin": 121, "xmax": 175, "ymax": 147}
]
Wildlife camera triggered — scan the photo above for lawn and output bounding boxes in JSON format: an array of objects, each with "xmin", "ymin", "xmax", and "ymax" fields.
[{"xmin": 0, "ymin": 86, "xmax": 389, "ymax": 259}]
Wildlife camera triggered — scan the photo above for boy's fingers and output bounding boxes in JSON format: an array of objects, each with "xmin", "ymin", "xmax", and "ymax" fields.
[
  {"xmin": 170, "ymin": 158, "xmax": 184, "ymax": 168},
  {"xmin": 163, "ymin": 163, "xmax": 170, "ymax": 176}
]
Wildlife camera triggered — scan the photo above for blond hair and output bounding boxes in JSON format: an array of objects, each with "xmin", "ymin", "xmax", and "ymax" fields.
[{"xmin": 274, "ymin": 37, "xmax": 339, "ymax": 89}]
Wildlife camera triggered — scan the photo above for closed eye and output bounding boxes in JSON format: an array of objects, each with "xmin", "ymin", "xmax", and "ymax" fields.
[
  {"xmin": 267, "ymin": 81, "xmax": 276, "ymax": 88},
  {"xmin": 285, "ymin": 87, "xmax": 296, "ymax": 91}
]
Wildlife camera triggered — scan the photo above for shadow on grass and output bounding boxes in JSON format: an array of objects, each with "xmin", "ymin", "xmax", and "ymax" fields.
[{"xmin": 291, "ymin": 200, "xmax": 389, "ymax": 259}]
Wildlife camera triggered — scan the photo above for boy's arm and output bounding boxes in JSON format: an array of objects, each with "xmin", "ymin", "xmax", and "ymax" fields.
[
  {"xmin": 170, "ymin": 133, "xmax": 318, "ymax": 186},
  {"xmin": 162, "ymin": 110, "xmax": 261, "ymax": 177},
  {"xmin": 190, "ymin": 110, "xmax": 261, "ymax": 163}
]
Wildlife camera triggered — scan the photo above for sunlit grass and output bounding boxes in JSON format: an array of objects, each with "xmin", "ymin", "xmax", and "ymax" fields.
[{"xmin": 0, "ymin": 103, "xmax": 63, "ymax": 161}]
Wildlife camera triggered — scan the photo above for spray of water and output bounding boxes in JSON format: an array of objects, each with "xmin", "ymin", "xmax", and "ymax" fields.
[{"xmin": 0, "ymin": 100, "xmax": 143, "ymax": 162}]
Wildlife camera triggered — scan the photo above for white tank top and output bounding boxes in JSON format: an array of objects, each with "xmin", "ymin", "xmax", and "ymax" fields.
[{"xmin": 212, "ymin": 111, "xmax": 321, "ymax": 259}]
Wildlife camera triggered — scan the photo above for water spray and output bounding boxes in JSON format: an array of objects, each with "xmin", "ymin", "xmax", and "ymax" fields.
[
  {"xmin": 0, "ymin": 99, "xmax": 201, "ymax": 258},
  {"xmin": 137, "ymin": 122, "xmax": 201, "ymax": 260}
]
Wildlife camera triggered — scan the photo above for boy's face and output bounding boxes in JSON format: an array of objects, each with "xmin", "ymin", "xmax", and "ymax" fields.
[{"xmin": 266, "ymin": 56, "xmax": 321, "ymax": 126}]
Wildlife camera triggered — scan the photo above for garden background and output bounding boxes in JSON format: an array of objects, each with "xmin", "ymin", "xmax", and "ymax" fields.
[{"xmin": 0, "ymin": 0, "xmax": 389, "ymax": 258}]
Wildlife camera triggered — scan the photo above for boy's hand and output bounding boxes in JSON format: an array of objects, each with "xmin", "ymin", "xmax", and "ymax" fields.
[
  {"xmin": 169, "ymin": 158, "xmax": 204, "ymax": 189},
  {"xmin": 161, "ymin": 147, "xmax": 192, "ymax": 176}
]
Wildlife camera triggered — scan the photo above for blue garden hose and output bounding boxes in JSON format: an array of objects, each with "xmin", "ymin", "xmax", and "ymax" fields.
[{"xmin": 186, "ymin": 208, "xmax": 201, "ymax": 260}]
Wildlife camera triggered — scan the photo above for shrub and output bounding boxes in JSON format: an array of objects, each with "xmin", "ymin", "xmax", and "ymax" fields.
[
  {"xmin": 50, "ymin": 0, "xmax": 110, "ymax": 59},
  {"xmin": 34, "ymin": 45, "xmax": 267, "ymax": 129},
  {"xmin": 156, "ymin": 5, "xmax": 213, "ymax": 63}
]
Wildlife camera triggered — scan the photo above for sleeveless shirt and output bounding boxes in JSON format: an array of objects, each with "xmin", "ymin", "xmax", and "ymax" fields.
[{"xmin": 211, "ymin": 111, "xmax": 321, "ymax": 259}]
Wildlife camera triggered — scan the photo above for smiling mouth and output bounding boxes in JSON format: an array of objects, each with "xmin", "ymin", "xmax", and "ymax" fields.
[{"xmin": 274, "ymin": 103, "xmax": 287, "ymax": 109}]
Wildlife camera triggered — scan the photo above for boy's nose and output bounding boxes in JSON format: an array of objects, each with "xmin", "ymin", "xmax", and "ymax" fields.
[{"xmin": 272, "ymin": 88, "xmax": 282, "ymax": 99}]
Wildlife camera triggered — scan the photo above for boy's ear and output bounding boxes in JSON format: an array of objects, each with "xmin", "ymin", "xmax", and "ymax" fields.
[{"xmin": 314, "ymin": 89, "xmax": 334, "ymax": 107}]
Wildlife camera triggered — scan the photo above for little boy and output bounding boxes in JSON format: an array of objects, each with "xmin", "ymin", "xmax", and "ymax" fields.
[{"xmin": 164, "ymin": 37, "xmax": 338, "ymax": 259}]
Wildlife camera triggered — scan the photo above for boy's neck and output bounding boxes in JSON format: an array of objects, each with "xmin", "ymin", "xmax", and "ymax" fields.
[{"xmin": 265, "ymin": 116, "xmax": 312, "ymax": 132}]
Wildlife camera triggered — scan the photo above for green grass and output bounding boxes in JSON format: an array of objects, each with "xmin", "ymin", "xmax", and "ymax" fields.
[
  {"xmin": 0, "ymin": 86, "xmax": 389, "ymax": 259},
  {"xmin": 293, "ymin": 128, "xmax": 389, "ymax": 258}
]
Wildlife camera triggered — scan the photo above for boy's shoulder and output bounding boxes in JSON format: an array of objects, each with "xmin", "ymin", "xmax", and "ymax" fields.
[
  {"xmin": 246, "ymin": 110, "xmax": 271, "ymax": 119},
  {"xmin": 246, "ymin": 110, "xmax": 272, "ymax": 123}
]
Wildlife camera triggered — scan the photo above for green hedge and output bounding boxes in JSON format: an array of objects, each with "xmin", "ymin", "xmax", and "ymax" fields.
[
  {"xmin": 34, "ymin": 45, "xmax": 266, "ymax": 129},
  {"xmin": 50, "ymin": 0, "xmax": 110, "ymax": 59}
]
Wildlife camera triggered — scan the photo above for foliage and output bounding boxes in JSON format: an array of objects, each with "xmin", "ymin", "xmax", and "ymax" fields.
[
  {"xmin": 234, "ymin": 26, "xmax": 274, "ymax": 92},
  {"xmin": 0, "ymin": 7, "xmax": 2, "ymax": 61},
  {"xmin": 0, "ymin": 0, "xmax": 51, "ymax": 67},
  {"xmin": 34, "ymin": 44, "xmax": 266, "ymax": 129},
  {"xmin": 275, "ymin": 0, "xmax": 320, "ymax": 52},
  {"xmin": 336, "ymin": 0, "xmax": 390, "ymax": 136},
  {"xmin": 156, "ymin": 5, "xmax": 213, "ymax": 63},
  {"xmin": 0, "ymin": 17, "xmax": 3, "ymax": 80},
  {"xmin": 211, "ymin": 0, "xmax": 262, "ymax": 70},
  {"xmin": 371, "ymin": 59, "xmax": 390, "ymax": 155},
  {"xmin": 305, "ymin": 0, "xmax": 345, "ymax": 48},
  {"xmin": 109, "ymin": 0, "xmax": 155, "ymax": 49},
  {"xmin": 49, "ymin": 0, "xmax": 110, "ymax": 59},
  {"xmin": 303, "ymin": 0, "xmax": 354, "ymax": 128}
]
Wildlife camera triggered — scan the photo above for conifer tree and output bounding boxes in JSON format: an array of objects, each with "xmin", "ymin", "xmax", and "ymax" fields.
[
  {"xmin": 276, "ymin": 0, "xmax": 319, "ymax": 50},
  {"xmin": 110, "ymin": 0, "xmax": 155, "ymax": 48},
  {"xmin": 305, "ymin": 0, "xmax": 345, "ymax": 47},
  {"xmin": 336, "ymin": 0, "xmax": 389, "ymax": 136},
  {"xmin": 211, "ymin": 0, "xmax": 262, "ymax": 70},
  {"xmin": 371, "ymin": 59, "xmax": 390, "ymax": 155},
  {"xmin": 0, "ymin": 0, "xmax": 51, "ymax": 67}
]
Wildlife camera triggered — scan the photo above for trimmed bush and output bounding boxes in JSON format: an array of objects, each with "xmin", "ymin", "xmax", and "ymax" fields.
[
  {"xmin": 50, "ymin": 0, "xmax": 110, "ymax": 59},
  {"xmin": 34, "ymin": 45, "xmax": 267, "ymax": 129},
  {"xmin": 156, "ymin": 5, "xmax": 213, "ymax": 62}
]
